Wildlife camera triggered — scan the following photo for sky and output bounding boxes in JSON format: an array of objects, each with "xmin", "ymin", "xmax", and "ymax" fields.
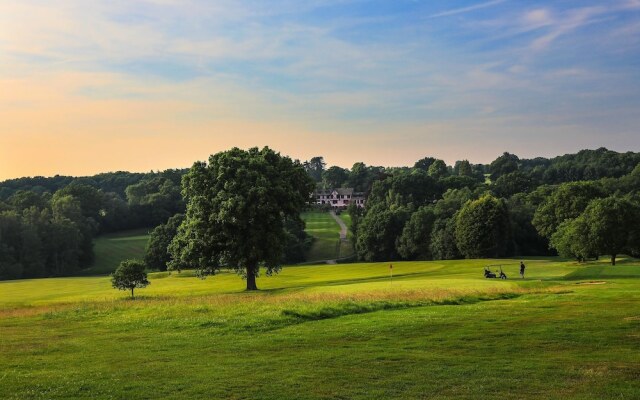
[{"xmin": 1, "ymin": 0, "xmax": 640, "ymax": 180}]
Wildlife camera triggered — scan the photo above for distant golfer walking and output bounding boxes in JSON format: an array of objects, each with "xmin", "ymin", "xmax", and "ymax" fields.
[{"xmin": 520, "ymin": 261, "xmax": 526, "ymax": 279}]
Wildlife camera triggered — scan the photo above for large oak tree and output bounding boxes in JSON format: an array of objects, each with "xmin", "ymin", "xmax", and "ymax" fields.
[{"xmin": 169, "ymin": 147, "xmax": 314, "ymax": 290}]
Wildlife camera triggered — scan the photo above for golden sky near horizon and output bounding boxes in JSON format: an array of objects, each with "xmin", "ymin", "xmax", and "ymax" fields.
[
  {"xmin": 0, "ymin": 70, "xmax": 506, "ymax": 180},
  {"xmin": 2, "ymin": 1, "xmax": 639, "ymax": 180}
]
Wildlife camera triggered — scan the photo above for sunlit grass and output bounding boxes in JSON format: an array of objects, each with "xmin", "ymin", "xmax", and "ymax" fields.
[{"xmin": 1, "ymin": 258, "xmax": 639, "ymax": 399}]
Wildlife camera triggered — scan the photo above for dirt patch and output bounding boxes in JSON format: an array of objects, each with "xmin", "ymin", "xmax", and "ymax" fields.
[{"xmin": 575, "ymin": 281, "xmax": 607, "ymax": 285}]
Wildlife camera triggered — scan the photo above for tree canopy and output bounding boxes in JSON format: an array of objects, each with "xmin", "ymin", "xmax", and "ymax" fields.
[
  {"xmin": 455, "ymin": 195, "xmax": 511, "ymax": 258},
  {"xmin": 169, "ymin": 147, "xmax": 315, "ymax": 290},
  {"xmin": 145, "ymin": 213, "xmax": 185, "ymax": 271},
  {"xmin": 550, "ymin": 197, "xmax": 640, "ymax": 265}
]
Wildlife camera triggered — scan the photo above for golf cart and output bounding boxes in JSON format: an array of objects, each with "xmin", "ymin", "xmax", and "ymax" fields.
[{"xmin": 484, "ymin": 265, "xmax": 507, "ymax": 279}]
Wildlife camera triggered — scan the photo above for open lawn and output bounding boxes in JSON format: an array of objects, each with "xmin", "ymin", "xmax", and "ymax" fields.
[
  {"xmin": 81, "ymin": 229, "xmax": 150, "ymax": 275},
  {"xmin": 1, "ymin": 258, "xmax": 639, "ymax": 399}
]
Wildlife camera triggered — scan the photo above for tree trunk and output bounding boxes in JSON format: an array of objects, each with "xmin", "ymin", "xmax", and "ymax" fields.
[
  {"xmin": 246, "ymin": 264, "xmax": 258, "ymax": 291},
  {"xmin": 611, "ymin": 254, "xmax": 616, "ymax": 266},
  {"xmin": 131, "ymin": 287, "xmax": 135, "ymax": 299}
]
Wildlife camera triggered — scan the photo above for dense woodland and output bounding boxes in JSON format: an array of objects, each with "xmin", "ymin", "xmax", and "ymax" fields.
[
  {"xmin": 1, "ymin": 147, "xmax": 639, "ymax": 280},
  {"xmin": 0, "ymin": 170, "xmax": 187, "ymax": 279},
  {"xmin": 348, "ymin": 149, "xmax": 640, "ymax": 265}
]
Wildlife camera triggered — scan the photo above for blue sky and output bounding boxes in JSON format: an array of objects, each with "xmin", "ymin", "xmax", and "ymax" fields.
[{"xmin": 1, "ymin": 0, "xmax": 639, "ymax": 178}]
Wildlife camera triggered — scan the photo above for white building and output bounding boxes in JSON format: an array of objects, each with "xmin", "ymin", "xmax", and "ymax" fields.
[{"xmin": 313, "ymin": 188, "xmax": 366, "ymax": 208}]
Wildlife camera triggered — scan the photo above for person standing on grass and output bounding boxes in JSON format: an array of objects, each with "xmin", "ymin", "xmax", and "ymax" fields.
[{"xmin": 520, "ymin": 261, "xmax": 526, "ymax": 279}]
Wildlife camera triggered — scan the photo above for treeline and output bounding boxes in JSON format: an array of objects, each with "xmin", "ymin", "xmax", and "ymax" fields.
[
  {"xmin": 0, "ymin": 170, "xmax": 187, "ymax": 232},
  {"xmin": 0, "ymin": 171, "xmax": 186, "ymax": 279},
  {"xmin": 349, "ymin": 152, "xmax": 640, "ymax": 264},
  {"xmin": 304, "ymin": 148, "xmax": 640, "ymax": 192},
  {"xmin": 303, "ymin": 157, "xmax": 387, "ymax": 193},
  {"xmin": 2, "ymin": 147, "xmax": 639, "ymax": 279}
]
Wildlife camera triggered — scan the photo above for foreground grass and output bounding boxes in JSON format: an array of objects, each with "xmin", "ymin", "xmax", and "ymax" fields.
[{"xmin": 1, "ymin": 258, "xmax": 639, "ymax": 399}]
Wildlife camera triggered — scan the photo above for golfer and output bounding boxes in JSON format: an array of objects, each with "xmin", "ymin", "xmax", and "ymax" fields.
[{"xmin": 520, "ymin": 261, "xmax": 526, "ymax": 279}]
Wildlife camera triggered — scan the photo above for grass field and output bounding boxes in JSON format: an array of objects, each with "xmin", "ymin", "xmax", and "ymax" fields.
[
  {"xmin": 88, "ymin": 213, "xmax": 350, "ymax": 275},
  {"xmin": 1, "ymin": 258, "xmax": 639, "ymax": 399},
  {"xmin": 302, "ymin": 211, "xmax": 354, "ymax": 262},
  {"xmin": 82, "ymin": 229, "xmax": 150, "ymax": 275}
]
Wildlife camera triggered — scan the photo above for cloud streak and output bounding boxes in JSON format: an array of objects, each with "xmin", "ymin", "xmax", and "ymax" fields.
[{"xmin": 426, "ymin": 0, "xmax": 507, "ymax": 19}]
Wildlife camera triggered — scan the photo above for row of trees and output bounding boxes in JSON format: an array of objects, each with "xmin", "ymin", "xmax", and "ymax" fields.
[
  {"xmin": 487, "ymin": 148, "xmax": 640, "ymax": 183},
  {"xmin": 4, "ymin": 148, "xmax": 634, "ymax": 202},
  {"xmin": 145, "ymin": 148, "xmax": 639, "ymax": 293},
  {"xmin": 0, "ymin": 170, "xmax": 186, "ymax": 232},
  {"xmin": 2, "ymin": 147, "xmax": 639, "ymax": 281},
  {"xmin": 134, "ymin": 147, "xmax": 639, "ymax": 292},
  {"xmin": 303, "ymin": 156, "xmax": 387, "ymax": 193},
  {"xmin": 302, "ymin": 148, "xmax": 640, "ymax": 194},
  {"xmin": 353, "ymin": 161, "xmax": 640, "ymax": 265}
]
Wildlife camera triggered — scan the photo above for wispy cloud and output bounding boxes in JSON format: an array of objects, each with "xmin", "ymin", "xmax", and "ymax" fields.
[
  {"xmin": 426, "ymin": 0, "xmax": 507, "ymax": 19},
  {"xmin": 529, "ymin": 6, "xmax": 608, "ymax": 50},
  {"xmin": 1, "ymin": 0, "xmax": 640, "ymax": 178}
]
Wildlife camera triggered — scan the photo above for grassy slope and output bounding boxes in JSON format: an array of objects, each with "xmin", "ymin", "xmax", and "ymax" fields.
[
  {"xmin": 1, "ymin": 258, "xmax": 639, "ymax": 399},
  {"xmin": 336, "ymin": 211, "xmax": 355, "ymax": 259},
  {"xmin": 82, "ymin": 229, "xmax": 150, "ymax": 275},
  {"xmin": 301, "ymin": 211, "xmax": 343, "ymax": 261},
  {"xmin": 87, "ymin": 212, "xmax": 349, "ymax": 275}
]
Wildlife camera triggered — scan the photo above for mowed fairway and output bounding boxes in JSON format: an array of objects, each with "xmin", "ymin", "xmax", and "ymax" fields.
[
  {"xmin": 1, "ymin": 259, "xmax": 639, "ymax": 399},
  {"xmin": 82, "ymin": 229, "xmax": 151, "ymax": 275},
  {"xmin": 302, "ymin": 211, "xmax": 354, "ymax": 261}
]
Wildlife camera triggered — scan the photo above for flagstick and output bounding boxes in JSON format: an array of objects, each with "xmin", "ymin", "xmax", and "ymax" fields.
[{"xmin": 390, "ymin": 264, "xmax": 393, "ymax": 284}]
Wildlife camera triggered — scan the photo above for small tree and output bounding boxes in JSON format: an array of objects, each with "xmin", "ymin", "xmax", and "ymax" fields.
[
  {"xmin": 489, "ymin": 152, "xmax": 519, "ymax": 181},
  {"xmin": 111, "ymin": 259, "xmax": 149, "ymax": 299},
  {"xmin": 427, "ymin": 159, "xmax": 448, "ymax": 179}
]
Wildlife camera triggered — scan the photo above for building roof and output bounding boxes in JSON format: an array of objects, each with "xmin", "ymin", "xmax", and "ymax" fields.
[{"xmin": 314, "ymin": 188, "xmax": 361, "ymax": 196}]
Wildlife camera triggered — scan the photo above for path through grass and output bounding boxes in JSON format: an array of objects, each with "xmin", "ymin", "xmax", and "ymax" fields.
[{"xmin": 302, "ymin": 211, "xmax": 352, "ymax": 261}]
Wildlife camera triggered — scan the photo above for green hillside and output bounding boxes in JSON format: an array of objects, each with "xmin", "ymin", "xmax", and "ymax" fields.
[
  {"xmin": 82, "ymin": 229, "xmax": 150, "ymax": 275},
  {"xmin": 1, "ymin": 258, "xmax": 639, "ymax": 399},
  {"xmin": 302, "ymin": 211, "xmax": 354, "ymax": 262},
  {"xmin": 87, "ymin": 212, "xmax": 351, "ymax": 275}
]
